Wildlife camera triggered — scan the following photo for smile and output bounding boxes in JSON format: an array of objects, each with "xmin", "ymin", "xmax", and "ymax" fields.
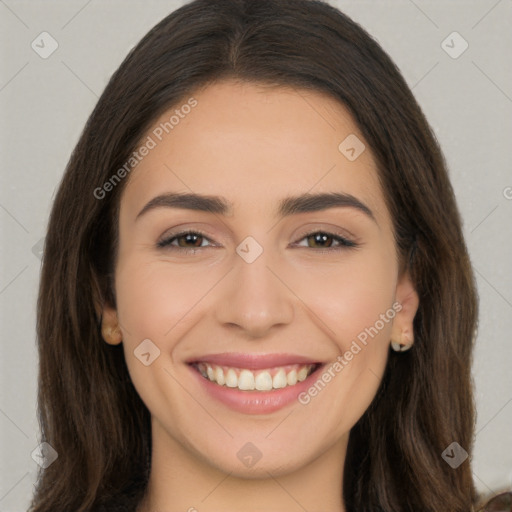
[
  {"xmin": 186, "ymin": 353, "xmax": 326, "ymax": 414},
  {"xmin": 192, "ymin": 362, "xmax": 319, "ymax": 391}
]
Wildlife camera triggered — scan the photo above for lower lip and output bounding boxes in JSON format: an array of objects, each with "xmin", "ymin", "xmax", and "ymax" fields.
[{"xmin": 188, "ymin": 364, "xmax": 324, "ymax": 415}]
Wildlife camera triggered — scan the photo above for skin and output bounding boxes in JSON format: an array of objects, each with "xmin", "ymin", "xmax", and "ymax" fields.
[{"xmin": 101, "ymin": 79, "xmax": 419, "ymax": 512}]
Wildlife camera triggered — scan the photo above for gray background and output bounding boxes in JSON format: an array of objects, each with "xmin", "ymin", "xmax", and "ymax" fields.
[{"xmin": 1, "ymin": 0, "xmax": 511, "ymax": 509}]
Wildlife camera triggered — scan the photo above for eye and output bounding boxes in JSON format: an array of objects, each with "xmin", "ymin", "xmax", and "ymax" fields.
[
  {"xmin": 157, "ymin": 230, "xmax": 214, "ymax": 254},
  {"xmin": 157, "ymin": 229, "xmax": 358, "ymax": 254},
  {"xmin": 293, "ymin": 230, "xmax": 358, "ymax": 251}
]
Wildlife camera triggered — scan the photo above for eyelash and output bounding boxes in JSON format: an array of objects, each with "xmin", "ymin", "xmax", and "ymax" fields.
[{"xmin": 157, "ymin": 229, "xmax": 358, "ymax": 254}]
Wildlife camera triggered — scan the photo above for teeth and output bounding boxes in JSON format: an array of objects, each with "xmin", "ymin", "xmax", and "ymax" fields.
[
  {"xmin": 238, "ymin": 370, "xmax": 255, "ymax": 390},
  {"xmin": 297, "ymin": 367, "xmax": 309, "ymax": 382},
  {"xmin": 255, "ymin": 371, "xmax": 273, "ymax": 391},
  {"xmin": 287, "ymin": 370, "xmax": 298, "ymax": 386},
  {"xmin": 196, "ymin": 362, "xmax": 317, "ymax": 391},
  {"xmin": 215, "ymin": 366, "xmax": 225, "ymax": 386},
  {"xmin": 272, "ymin": 369, "xmax": 287, "ymax": 389},
  {"xmin": 225, "ymin": 368, "xmax": 238, "ymax": 388}
]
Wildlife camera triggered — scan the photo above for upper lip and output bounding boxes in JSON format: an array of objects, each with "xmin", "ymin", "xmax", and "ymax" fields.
[{"xmin": 187, "ymin": 352, "xmax": 323, "ymax": 370}]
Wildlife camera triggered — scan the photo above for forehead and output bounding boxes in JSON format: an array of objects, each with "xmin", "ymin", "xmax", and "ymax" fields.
[{"xmin": 120, "ymin": 80, "xmax": 389, "ymax": 226}]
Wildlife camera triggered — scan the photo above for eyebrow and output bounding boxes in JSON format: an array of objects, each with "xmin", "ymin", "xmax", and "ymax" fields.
[{"xmin": 136, "ymin": 191, "xmax": 376, "ymax": 222}]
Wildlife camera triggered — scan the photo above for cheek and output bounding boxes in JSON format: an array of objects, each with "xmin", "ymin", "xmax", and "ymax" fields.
[
  {"xmin": 112, "ymin": 257, "xmax": 215, "ymax": 414},
  {"xmin": 116, "ymin": 258, "xmax": 211, "ymax": 344},
  {"xmin": 289, "ymin": 251, "xmax": 397, "ymax": 348},
  {"xmin": 115, "ymin": 243, "xmax": 397, "ymax": 349},
  {"xmin": 290, "ymin": 251, "xmax": 396, "ymax": 436}
]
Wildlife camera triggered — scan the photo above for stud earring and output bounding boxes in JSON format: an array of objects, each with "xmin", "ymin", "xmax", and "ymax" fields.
[
  {"xmin": 391, "ymin": 330, "xmax": 413, "ymax": 352},
  {"xmin": 390, "ymin": 340, "xmax": 413, "ymax": 352},
  {"xmin": 102, "ymin": 325, "xmax": 122, "ymax": 344}
]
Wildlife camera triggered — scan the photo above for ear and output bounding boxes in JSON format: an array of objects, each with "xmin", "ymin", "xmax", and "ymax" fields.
[
  {"xmin": 391, "ymin": 271, "xmax": 420, "ymax": 348},
  {"xmin": 91, "ymin": 271, "xmax": 121, "ymax": 345},
  {"xmin": 100, "ymin": 304, "xmax": 123, "ymax": 346}
]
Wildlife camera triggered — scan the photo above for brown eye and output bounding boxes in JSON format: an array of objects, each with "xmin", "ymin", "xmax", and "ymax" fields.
[
  {"xmin": 174, "ymin": 232, "xmax": 205, "ymax": 248},
  {"xmin": 157, "ymin": 230, "xmax": 212, "ymax": 251},
  {"xmin": 306, "ymin": 232, "xmax": 336, "ymax": 248},
  {"xmin": 295, "ymin": 231, "xmax": 357, "ymax": 250}
]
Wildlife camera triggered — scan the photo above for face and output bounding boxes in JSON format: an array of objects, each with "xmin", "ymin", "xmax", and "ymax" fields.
[{"xmin": 102, "ymin": 79, "xmax": 418, "ymax": 478}]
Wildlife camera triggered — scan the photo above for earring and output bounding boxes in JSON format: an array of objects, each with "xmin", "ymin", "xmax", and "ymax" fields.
[
  {"xmin": 391, "ymin": 330, "xmax": 413, "ymax": 352},
  {"xmin": 102, "ymin": 325, "xmax": 122, "ymax": 344},
  {"xmin": 391, "ymin": 340, "xmax": 413, "ymax": 352}
]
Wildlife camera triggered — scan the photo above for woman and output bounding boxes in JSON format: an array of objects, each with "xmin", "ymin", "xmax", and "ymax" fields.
[{"xmin": 29, "ymin": 0, "xmax": 494, "ymax": 510}]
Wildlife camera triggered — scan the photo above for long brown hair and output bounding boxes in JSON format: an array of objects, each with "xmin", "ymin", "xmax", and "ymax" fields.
[{"xmin": 29, "ymin": 1, "xmax": 480, "ymax": 510}]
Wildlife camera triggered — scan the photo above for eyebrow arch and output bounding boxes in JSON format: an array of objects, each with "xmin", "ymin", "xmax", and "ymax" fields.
[{"xmin": 136, "ymin": 191, "xmax": 376, "ymax": 222}]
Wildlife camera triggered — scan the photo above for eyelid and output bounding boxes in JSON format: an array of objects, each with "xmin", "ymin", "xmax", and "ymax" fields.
[
  {"xmin": 157, "ymin": 225, "xmax": 359, "ymax": 252},
  {"xmin": 156, "ymin": 228, "xmax": 215, "ymax": 249},
  {"xmin": 291, "ymin": 224, "xmax": 358, "ymax": 245}
]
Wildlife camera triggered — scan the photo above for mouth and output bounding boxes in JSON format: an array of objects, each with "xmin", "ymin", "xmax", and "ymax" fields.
[
  {"xmin": 185, "ymin": 353, "xmax": 326, "ymax": 414},
  {"xmin": 190, "ymin": 361, "xmax": 321, "ymax": 391}
]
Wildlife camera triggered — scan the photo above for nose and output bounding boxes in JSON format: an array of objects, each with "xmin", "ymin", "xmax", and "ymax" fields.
[{"xmin": 213, "ymin": 245, "xmax": 295, "ymax": 339}]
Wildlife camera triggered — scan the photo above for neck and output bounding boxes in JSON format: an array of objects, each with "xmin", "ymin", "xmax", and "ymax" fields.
[{"xmin": 137, "ymin": 418, "xmax": 348, "ymax": 512}]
